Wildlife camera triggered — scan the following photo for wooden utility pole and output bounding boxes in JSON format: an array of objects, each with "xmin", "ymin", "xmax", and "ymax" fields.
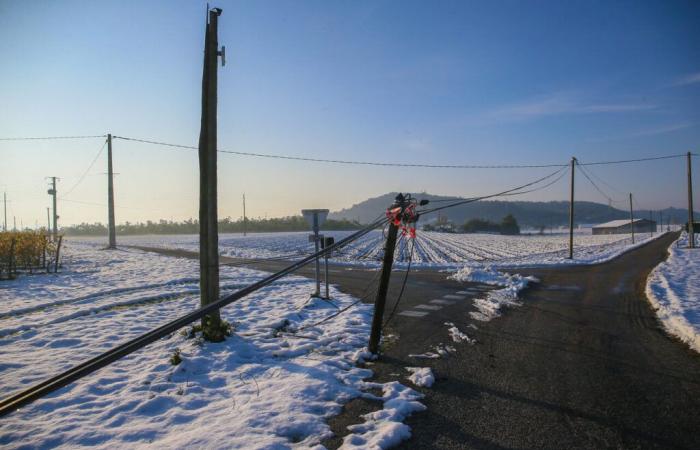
[
  {"xmin": 243, "ymin": 193, "xmax": 247, "ymax": 236},
  {"xmin": 649, "ymin": 210, "xmax": 653, "ymax": 236},
  {"xmin": 107, "ymin": 134, "xmax": 117, "ymax": 249},
  {"xmin": 368, "ymin": 218, "xmax": 399, "ymax": 354},
  {"xmin": 568, "ymin": 157, "xmax": 576, "ymax": 259},
  {"xmin": 3, "ymin": 192, "xmax": 6, "ymax": 232},
  {"xmin": 629, "ymin": 193, "xmax": 635, "ymax": 244},
  {"xmin": 688, "ymin": 152, "xmax": 695, "ymax": 248},
  {"xmin": 198, "ymin": 7, "xmax": 225, "ymax": 342}
]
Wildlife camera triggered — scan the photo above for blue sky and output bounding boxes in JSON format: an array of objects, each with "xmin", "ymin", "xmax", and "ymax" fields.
[{"xmin": 1, "ymin": 0, "xmax": 699, "ymax": 226}]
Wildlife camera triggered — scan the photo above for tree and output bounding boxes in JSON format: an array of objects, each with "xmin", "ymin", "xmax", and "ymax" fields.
[{"xmin": 500, "ymin": 214, "xmax": 520, "ymax": 235}]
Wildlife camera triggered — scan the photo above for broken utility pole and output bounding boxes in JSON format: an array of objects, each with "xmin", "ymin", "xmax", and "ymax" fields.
[
  {"xmin": 198, "ymin": 7, "xmax": 226, "ymax": 342},
  {"xmin": 107, "ymin": 134, "xmax": 117, "ymax": 249}
]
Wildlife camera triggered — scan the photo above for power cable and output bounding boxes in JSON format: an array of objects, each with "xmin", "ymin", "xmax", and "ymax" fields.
[
  {"xmin": 382, "ymin": 237, "xmax": 415, "ymax": 329},
  {"xmin": 0, "ymin": 135, "xmax": 106, "ymax": 141},
  {"xmin": 60, "ymin": 139, "xmax": 108, "ymax": 199}
]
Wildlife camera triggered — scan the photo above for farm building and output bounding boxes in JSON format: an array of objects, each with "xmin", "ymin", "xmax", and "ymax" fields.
[{"xmin": 592, "ymin": 218, "xmax": 657, "ymax": 235}]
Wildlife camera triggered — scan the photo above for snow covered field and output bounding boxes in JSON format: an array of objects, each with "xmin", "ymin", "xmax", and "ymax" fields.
[
  {"xmin": 0, "ymin": 242, "xmax": 424, "ymax": 449},
  {"xmin": 646, "ymin": 233, "xmax": 700, "ymax": 353},
  {"xmin": 77, "ymin": 228, "xmax": 665, "ymax": 269}
]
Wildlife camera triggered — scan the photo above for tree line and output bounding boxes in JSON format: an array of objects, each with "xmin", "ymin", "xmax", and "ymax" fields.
[
  {"xmin": 423, "ymin": 214, "xmax": 521, "ymax": 235},
  {"xmin": 61, "ymin": 216, "xmax": 363, "ymax": 236}
]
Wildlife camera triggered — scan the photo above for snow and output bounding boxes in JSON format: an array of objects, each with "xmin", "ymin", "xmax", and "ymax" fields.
[
  {"xmin": 76, "ymin": 229, "xmax": 667, "ymax": 270},
  {"xmin": 405, "ymin": 367, "xmax": 435, "ymax": 388},
  {"xmin": 444, "ymin": 322, "xmax": 475, "ymax": 344},
  {"xmin": 0, "ymin": 241, "xmax": 421, "ymax": 449},
  {"xmin": 449, "ymin": 266, "xmax": 538, "ymax": 321},
  {"xmin": 646, "ymin": 233, "xmax": 700, "ymax": 353}
]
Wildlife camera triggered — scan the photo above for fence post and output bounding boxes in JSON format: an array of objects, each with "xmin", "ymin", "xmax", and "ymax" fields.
[
  {"xmin": 368, "ymin": 212, "xmax": 400, "ymax": 354},
  {"xmin": 54, "ymin": 236, "xmax": 63, "ymax": 273}
]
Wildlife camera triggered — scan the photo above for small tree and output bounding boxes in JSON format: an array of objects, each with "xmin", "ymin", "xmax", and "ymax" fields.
[{"xmin": 500, "ymin": 214, "xmax": 520, "ymax": 235}]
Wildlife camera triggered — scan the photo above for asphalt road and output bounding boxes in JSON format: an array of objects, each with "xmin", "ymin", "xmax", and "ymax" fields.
[{"xmin": 130, "ymin": 232, "xmax": 700, "ymax": 449}]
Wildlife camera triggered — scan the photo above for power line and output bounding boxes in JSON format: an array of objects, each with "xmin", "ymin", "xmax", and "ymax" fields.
[
  {"xmin": 112, "ymin": 136, "xmax": 568, "ymax": 169},
  {"xmin": 577, "ymin": 153, "xmax": 693, "ymax": 166},
  {"xmin": 0, "ymin": 135, "xmax": 106, "ymax": 141},
  {"xmin": 575, "ymin": 160, "xmax": 619, "ymax": 204},
  {"xmin": 60, "ymin": 139, "xmax": 108, "ymax": 199}
]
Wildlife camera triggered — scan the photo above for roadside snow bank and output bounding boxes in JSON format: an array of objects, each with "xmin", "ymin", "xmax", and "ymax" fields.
[
  {"xmin": 449, "ymin": 266, "xmax": 537, "ymax": 321},
  {"xmin": 646, "ymin": 233, "xmax": 700, "ymax": 353}
]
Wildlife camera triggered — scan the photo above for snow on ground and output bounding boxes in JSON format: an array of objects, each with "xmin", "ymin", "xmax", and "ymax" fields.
[
  {"xmin": 76, "ymin": 229, "xmax": 666, "ymax": 270},
  {"xmin": 404, "ymin": 367, "xmax": 435, "ymax": 388},
  {"xmin": 449, "ymin": 267, "xmax": 538, "ymax": 321},
  {"xmin": 646, "ymin": 233, "xmax": 700, "ymax": 353},
  {"xmin": 0, "ymin": 241, "xmax": 423, "ymax": 449}
]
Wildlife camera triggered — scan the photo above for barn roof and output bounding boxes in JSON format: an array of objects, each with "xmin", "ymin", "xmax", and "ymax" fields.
[{"xmin": 593, "ymin": 218, "xmax": 648, "ymax": 228}]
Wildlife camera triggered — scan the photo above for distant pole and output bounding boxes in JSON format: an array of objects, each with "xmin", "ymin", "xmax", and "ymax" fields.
[
  {"xmin": 46, "ymin": 207, "xmax": 50, "ymax": 234},
  {"xmin": 3, "ymin": 192, "xmax": 6, "ymax": 232},
  {"xmin": 242, "ymin": 193, "xmax": 247, "ymax": 236},
  {"xmin": 107, "ymin": 134, "xmax": 117, "ymax": 249},
  {"xmin": 660, "ymin": 210, "xmax": 663, "ymax": 233},
  {"xmin": 649, "ymin": 210, "xmax": 653, "ymax": 236},
  {"xmin": 13, "ymin": 216, "xmax": 16, "ymax": 231},
  {"xmin": 48, "ymin": 177, "xmax": 58, "ymax": 240},
  {"xmin": 629, "ymin": 193, "xmax": 635, "ymax": 244},
  {"xmin": 568, "ymin": 157, "xmax": 576, "ymax": 259},
  {"xmin": 198, "ymin": 7, "xmax": 225, "ymax": 342},
  {"xmin": 687, "ymin": 152, "xmax": 695, "ymax": 248}
]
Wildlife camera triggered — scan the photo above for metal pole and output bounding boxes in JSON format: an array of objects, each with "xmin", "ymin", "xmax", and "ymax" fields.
[
  {"xmin": 198, "ymin": 7, "xmax": 224, "ymax": 341},
  {"xmin": 629, "ymin": 193, "xmax": 635, "ymax": 244},
  {"xmin": 313, "ymin": 216, "xmax": 321, "ymax": 297},
  {"xmin": 324, "ymin": 243, "xmax": 330, "ymax": 299},
  {"xmin": 368, "ymin": 219, "xmax": 399, "ymax": 354},
  {"xmin": 688, "ymin": 152, "xmax": 695, "ymax": 248},
  {"xmin": 242, "ymin": 193, "xmax": 247, "ymax": 236},
  {"xmin": 51, "ymin": 177, "xmax": 58, "ymax": 240},
  {"xmin": 107, "ymin": 134, "xmax": 117, "ymax": 249},
  {"xmin": 568, "ymin": 157, "xmax": 576, "ymax": 259}
]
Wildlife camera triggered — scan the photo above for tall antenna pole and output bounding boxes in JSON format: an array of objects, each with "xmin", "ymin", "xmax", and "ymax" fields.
[
  {"xmin": 198, "ymin": 7, "xmax": 225, "ymax": 342},
  {"xmin": 629, "ymin": 193, "xmax": 635, "ymax": 244},
  {"xmin": 688, "ymin": 152, "xmax": 695, "ymax": 248},
  {"xmin": 243, "ymin": 193, "xmax": 247, "ymax": 237},
  {"xmin": 107, "ymin": 134, "xmax": 117, "ymax": 249},
  {"xmin": 568, "ymin": 157, "xmax": 576, "ymax": 259}
]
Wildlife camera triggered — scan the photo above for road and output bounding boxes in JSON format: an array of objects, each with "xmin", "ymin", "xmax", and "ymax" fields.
[{"xmin": 130, "ymin": 232, "xmax": 700, "ymax": 449}]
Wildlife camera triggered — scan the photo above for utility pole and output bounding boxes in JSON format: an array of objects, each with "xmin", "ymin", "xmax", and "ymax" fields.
[
  {"xmin": 242, "ymin": 193, "xmax": 247, "ymax": 236},
  {"xmin": 649, "ymin": 210, "xmax": 653, "ymax": 236},
  {"xmin": 568, "ymin": 157, "xmax": 576, "ymax": 259},
  {"xmin": 3, "ymin": 192, "xmax": 6, "ymax": 232},
  {"xmin": 46, "ymin": 207, "xmax": 50, "ymax": 234},
  {"xmin": 47, "ymin": 177, "xmax": 58, "ymax": 240},
  {"xmin": 688, "ymin": 152, "xmax": 695, "ymax": 248},
  {"xmin": 198, "ymin": 7, "xmax": 226, "ymax": 342},
  {"xmin": 13, "ymin": 216, "xmax": 16, "ymax": 231},
  {"xmin": 629, "ymin": 193, "xmax": 635, "ymax": 244},
  {"xmin": 368, "ymin": 196, "xmax": 403, "ymax": 354},
  {"xmin": 107, "ymin": 134, "xmax": 117, "ymax": 249}
]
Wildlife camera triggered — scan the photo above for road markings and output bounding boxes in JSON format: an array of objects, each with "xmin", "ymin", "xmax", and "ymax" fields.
[
  {"xmin": 415, "ymin": 304, "xmax": 442, "ymax": 311},
  {"xmin": 443, "ymin": 294, "xmax": 466, "ymax": 300},
  {"xmin": 430, "ymin": 299, "xmax": 455, "ymax": 306},
  {"xmin": 398, "ymin": 311, "xmax": 429, "ymax": 318}
]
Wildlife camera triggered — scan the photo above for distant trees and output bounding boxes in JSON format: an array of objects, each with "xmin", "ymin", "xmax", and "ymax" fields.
[
  {"xmin": 458, "ymin": 215, "xmax": 520, "ymax": 235},
  {"xmin": 62, "ymin": 216, "xmax": 363, "ymax": 236}
]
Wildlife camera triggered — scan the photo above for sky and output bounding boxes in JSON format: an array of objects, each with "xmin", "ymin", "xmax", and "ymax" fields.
[{"xmin": 1, "ymin": 0, "xmax": 699, "ymax": 227}]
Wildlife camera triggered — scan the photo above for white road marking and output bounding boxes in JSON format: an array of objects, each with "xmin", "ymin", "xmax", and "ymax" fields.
[
  {"xmin": 398, "ymin": 311, "xmax": 429, "ymax": 318},
  {"xmin": 430, "ymin": 299, "xmax": 455, "ymax": 306},
  {"xmin": 415, "ymin": 304, "xmax": 442, "ymax": 311},
  {"xmin": 443, "ymin": 294, "xmax": 466, "ymax": 300}
]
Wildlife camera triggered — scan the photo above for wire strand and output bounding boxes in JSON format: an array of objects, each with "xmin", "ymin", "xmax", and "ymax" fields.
[{"xmin": 60, "ymin": 139, "xmax": 108, "ymax": 199}]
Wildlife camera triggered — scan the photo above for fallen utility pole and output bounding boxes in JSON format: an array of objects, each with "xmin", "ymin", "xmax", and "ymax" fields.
[
  {"xmin": 629, "ymin": 193, "xmax": 635, "ymax": 244},
  {"xmin": 568, "ymin": 157, "xmax": 576, "ymax": 259},
  {"xmin": 107, "ymin": 134, "xmax": 117, "ymax": 249},
  {"xmin": 197, "ymin": 7, "xmax": 226, "ymax": 341},
  {"xmin": 688, "ymin": 152, "xmax": 695, "ymax": 248}
]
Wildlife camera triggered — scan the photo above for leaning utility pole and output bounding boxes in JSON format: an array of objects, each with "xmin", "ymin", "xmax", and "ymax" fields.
[
  {"xmin": 568, "ymin": 157, "xmax": 576, "ymax": 259},
  {"xmin": 198, "ymin": 7, "xmax": 226, "ymax": 342},
  {"xmin": 688, "ymin": 152, "xmax": 695, "ymax": 248},
  {"xmin": 47, "ymin": 177, "xmax": 58, "ymax": 240},
  {"xmin": 242, "ymin": 193, "xmax": 247, "ymax": 236},
  {"xmin": 107, "ymin": 134, "xmax": 117, "ymax": 249},
  {"xmin": 629, "ymin": 193, "xmax": 635, "ymax": 244},
  {"xmin": 368, "ymin": 199, "xmax": 401, "ymax": 354}
]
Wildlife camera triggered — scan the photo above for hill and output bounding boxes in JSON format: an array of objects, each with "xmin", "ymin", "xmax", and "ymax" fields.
[{"xmin": 329, "ymin": 193, "xmax": 695, "ymax": 228}]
